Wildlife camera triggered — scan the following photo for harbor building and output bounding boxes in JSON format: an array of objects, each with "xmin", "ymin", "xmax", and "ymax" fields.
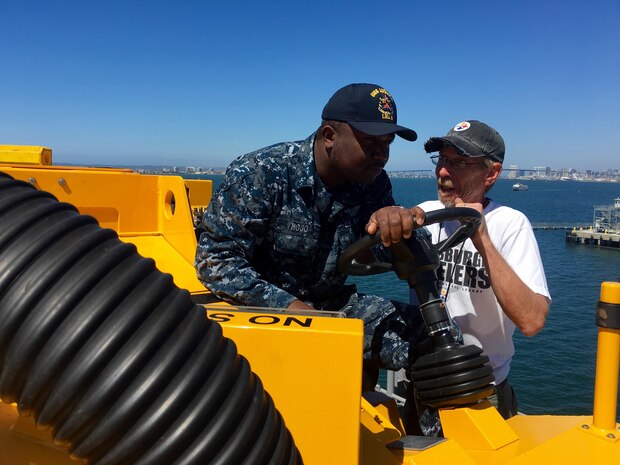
[{"xmin": 507, "ymin": 165, "xmax": 518, "ymax": 179}]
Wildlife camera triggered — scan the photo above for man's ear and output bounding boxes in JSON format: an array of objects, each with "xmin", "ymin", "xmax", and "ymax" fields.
[
  {"xmin": 486, "ymin": 162, "xmax": 503, "ymax": 187},
  {"xmin": 321, "ymin": 124, "xmax": 337, "ymax": 150}
]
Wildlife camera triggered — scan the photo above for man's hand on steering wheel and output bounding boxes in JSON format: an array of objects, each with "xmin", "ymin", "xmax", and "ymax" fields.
[
  {"xmin": 454, "ymin": 197, "xmax": 488, "ymax": 248},
  {"xmin": 366, "ymin": 205, "xmax": 426, "ymax": 247},
  {"xmin": 341, "ymin": 206, "xmax": 481, "ymax": 276}
]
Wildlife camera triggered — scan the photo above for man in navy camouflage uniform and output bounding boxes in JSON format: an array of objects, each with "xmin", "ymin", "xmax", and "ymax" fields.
[{"xmin": 195, "ymin": 83, "xmax": 430, "ymax": 386}]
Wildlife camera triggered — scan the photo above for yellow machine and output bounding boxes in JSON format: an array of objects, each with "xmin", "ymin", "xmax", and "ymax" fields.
[{"xmin": 0, "ymin": 145, "xmax": 619, "ymax": 464}]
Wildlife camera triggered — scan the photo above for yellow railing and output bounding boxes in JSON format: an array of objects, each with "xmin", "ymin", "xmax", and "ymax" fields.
[{"xmin": 592, "ymin": 281, "xmax": 620, "ymax": 437}]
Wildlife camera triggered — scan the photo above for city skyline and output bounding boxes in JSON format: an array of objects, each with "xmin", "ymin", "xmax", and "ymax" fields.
[{"xmin": 133, "ymin": 162, "xmax": 619, "ymax": 183}]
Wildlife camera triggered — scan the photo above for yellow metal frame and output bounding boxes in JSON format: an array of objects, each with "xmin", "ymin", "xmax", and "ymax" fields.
[
  {"xmin": 1, "ymin": 149, "xmax": 210, "ymax": 293},
  {"xmin": 0, "ymin": 404, "xmax": 75, "ymax": 465},
  {"xmin": 205, "ymin": 305, "xmax": 363, "ymax": 465},
  {"xmin": 0, "ymin": 144, "xmax": 52, "ymax": 165},
  {"xmin": 1, "ymin": 146, "xmax": 619, "ymax": 465}
]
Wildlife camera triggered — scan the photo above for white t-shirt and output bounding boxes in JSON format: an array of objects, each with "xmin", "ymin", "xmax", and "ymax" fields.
[{"xmin": 410, "ymin": 199, "xmax": 551, "ymax": 384}]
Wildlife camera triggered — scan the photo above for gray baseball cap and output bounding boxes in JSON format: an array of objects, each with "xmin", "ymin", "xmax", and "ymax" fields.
[{"xmin": 424, "ymin": 120, "xmax": 505, "ymax": 162}]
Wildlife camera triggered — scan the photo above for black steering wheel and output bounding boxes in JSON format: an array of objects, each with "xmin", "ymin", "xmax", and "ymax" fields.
[
  {"xmin": 338, "ymin": 207, "xmax": 496, "ymax": 409},
  {"xmin": 338, "ymin": 207, "xmax": 482, "ymax": 277}
]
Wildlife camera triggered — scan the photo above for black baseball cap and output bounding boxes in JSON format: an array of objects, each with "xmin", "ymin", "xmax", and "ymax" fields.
[
  {"xmin": 321, "ymin": 83, "xmax": 417, "ymax": 141},
  {"xmin": 424, "ymin": 120, "xmax": 505, "ymax": 163}
]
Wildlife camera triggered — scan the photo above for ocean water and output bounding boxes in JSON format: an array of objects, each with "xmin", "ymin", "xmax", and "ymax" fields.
[{"xmin": 203, "ymin": 174, "xmax": 619, "ymax": 417}]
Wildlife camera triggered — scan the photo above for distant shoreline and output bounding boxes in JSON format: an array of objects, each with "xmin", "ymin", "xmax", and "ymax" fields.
[
  {"xmin": 155, "ymin": 170, "xmax": 620, "ymax": 184},
  {"xmin": 57, "ymin": 162, "xmax": 619, "ymax": 183}
]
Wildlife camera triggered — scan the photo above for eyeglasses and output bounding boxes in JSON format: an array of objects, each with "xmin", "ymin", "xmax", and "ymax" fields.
[{"xmin": 430, "ymin": 155, "xmax": 488, "ymax": 170}]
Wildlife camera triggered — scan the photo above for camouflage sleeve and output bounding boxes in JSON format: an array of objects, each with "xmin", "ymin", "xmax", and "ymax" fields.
[{"xmin": 194, "ymin": 170, "xmax": 298, "ymax": 309}]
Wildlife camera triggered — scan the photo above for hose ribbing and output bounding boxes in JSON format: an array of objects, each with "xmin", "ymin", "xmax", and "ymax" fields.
[{"xmin": 0, "ymin": 172, "xmax": 302, "ymax": 464}]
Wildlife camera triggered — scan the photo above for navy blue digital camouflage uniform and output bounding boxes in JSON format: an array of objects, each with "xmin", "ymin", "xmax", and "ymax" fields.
[{"xmin": 195, "ymin": 133, "xmax": 430, "ymax": 372}]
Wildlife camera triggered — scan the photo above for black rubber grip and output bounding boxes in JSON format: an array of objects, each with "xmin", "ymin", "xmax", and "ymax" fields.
[{"xmin": 0, "ymin": 172, "xmax": 303, "ymax": 465}]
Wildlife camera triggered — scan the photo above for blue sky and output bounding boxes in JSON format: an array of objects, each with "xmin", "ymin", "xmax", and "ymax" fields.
[{"xmin": 1, "ymin": 1, "xmax": 618, "ymax": 171}]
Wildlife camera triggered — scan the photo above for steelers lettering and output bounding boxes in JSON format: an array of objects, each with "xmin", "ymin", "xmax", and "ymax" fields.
[{"xmin": 438, "ymin": 248, "xmax": 491, "ymax": 290}]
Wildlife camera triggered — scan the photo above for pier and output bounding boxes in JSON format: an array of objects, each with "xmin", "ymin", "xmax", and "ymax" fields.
[
  {"xmin": 563, "ymin": 197, "xmax": 620, "ymax": 250},
  {"xmin": 532, "ymin": 223, "xmax": 585, "ymax": 231},
  {"xmin": 566, "ymin": 228, "xmax": 620, "ymax": 249},
  {"xmin": 532, "ymin": 224, "xmax": 620, "ymax": 249}
]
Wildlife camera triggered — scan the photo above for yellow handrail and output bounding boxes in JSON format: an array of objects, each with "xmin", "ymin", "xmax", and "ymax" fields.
[{"xmin": 592, "ymin": 281, "xmax": 620, "ymax": 433}]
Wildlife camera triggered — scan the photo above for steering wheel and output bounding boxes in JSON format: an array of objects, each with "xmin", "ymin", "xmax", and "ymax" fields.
[
  {"xmin": 338, "ymin": 207, "xmax": 496, "ymax": 409},
  {"xmin": 338, "ymin": 207, "xmax": 482, "ymax": 276}
]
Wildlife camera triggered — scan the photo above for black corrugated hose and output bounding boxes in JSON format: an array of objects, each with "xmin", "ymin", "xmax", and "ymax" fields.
[{"xmin": 0, "ymin": 172, "xmax": 303, "ymax": 465}]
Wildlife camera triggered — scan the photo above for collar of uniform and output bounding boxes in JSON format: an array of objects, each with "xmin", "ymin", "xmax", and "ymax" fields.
[
  {"xmin": 295, "ymin": 132, "xmax": 346, "ymax": 219},
  {"xmin": 294, "ymin": 132, "xmax": 320, "ymax": 208},
  {"xmin": 296, "ymin": 131, "xmax": 383, "ymax": 216},
  {"xmin": 290, "ymin": 132, "xmax": 317, "ymax": 192}
]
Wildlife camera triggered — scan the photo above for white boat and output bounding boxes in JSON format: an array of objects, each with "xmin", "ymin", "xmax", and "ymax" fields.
[{"xmin": 513, "ymin": 182, "xmax": 529, "ymax": 191}]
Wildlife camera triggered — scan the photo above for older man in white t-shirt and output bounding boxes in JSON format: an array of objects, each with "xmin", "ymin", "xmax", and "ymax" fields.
[{"xmin": 367, "ymin": 120, "xmax": 550, "ymax": 428}]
